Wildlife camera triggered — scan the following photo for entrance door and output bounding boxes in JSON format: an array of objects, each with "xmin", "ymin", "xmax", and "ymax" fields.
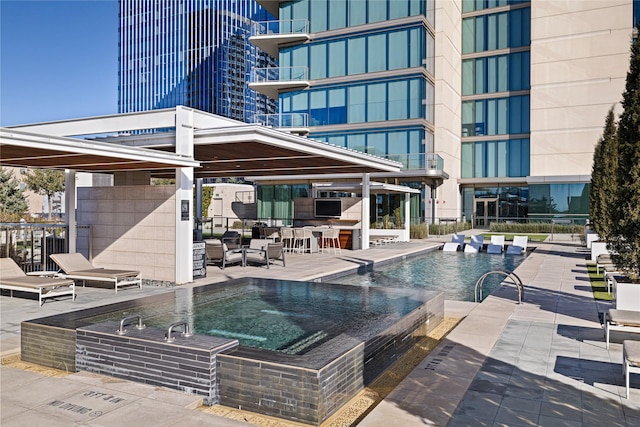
[{"xmin": 474, "ymin": 198, "xmax": 498, "ymax": 227}]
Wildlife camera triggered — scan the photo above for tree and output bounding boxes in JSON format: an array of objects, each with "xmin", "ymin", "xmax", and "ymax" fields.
[
  {"xmin": 0, "ymin": 167, "xmax": 28, "ymax": 221},
  {"xmin": 589, "ymin": 107, "xmax": 618, "ymax": 241},
  {"xmin": 22, "ymin": 169, "xmax": 65, "ymax": 221},
  {"xmin": 610, "ymin": 28, "xmax": 640, "ymax": 280}
]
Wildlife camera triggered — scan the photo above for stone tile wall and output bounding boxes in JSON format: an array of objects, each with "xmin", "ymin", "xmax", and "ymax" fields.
[
  {"xmin": 76, "ymin": 321, "xmax": 237, "ymax": 404},
  {"xmin": 77, "ymin": 185, "xmax": 176, "ymax": 282},
  {"xmin": 21, "ymin": 322, "xmax": 77, "ymax": 371}
]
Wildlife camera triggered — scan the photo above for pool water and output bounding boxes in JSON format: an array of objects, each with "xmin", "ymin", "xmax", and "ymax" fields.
[
  {"xmin": 55, "ymin": 279, "xmax": 431, "ymax": 354},
  {"xmin": 333, "ymin": 251, "xmax": 527, "ymax": 301}
]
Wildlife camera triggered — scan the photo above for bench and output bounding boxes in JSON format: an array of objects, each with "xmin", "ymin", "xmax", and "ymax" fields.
[
  {"xmin": 623, "ymin": 340, "xmax": 640, "ymax": 399},
  {"xmin": 605, "ymin": 309, "xmax": 640, "ymax": 349}
]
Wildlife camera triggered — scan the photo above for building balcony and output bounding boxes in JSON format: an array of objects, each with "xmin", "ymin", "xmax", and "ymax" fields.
[
  {"xmin": 249, "ymin": 19, "xmax": 311, "ymax": 58},
  {"xmin": 254, "ymin": 113, "xmax": 309, "ymax": 135},
  {"xmin": 386, "ymin": 153, "xmax": 445, "ymax": 175},
  {"xmin": 249, "ymin": 66, "xmax": 310, "ymax": 99}
]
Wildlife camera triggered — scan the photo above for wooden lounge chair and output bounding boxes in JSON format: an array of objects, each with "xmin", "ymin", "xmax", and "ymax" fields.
[
  {"xmin": 50, "ymin": 253, "xmax": 141, "ymax": 293},
  {"xmin": 0, "ymin": 258, "xmax": 75, "ymax": 306}
]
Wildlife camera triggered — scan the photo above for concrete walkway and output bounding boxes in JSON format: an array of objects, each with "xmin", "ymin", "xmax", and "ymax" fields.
[{"xmin": 2, "ymin": 236, "xmax": 640, "ymax": 426}]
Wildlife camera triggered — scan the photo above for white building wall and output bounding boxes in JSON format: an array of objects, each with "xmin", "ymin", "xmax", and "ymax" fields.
[
  {"xmin": 529, "ymin": 0, "xmax": 632, "ymax": 177},
  {"xmin": 434, "ymin": 0, "xmax": 463, "ymax": 219}
]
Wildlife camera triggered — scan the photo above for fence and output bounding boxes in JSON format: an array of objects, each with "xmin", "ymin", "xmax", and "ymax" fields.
[{"xmin": 1, "ymin": 223, "xmax": 68, "ymax": 272}]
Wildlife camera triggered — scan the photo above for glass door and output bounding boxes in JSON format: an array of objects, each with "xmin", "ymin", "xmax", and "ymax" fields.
[{"xmin": 474, "ymin": 198, "xmax": 498, "ymax": 227}]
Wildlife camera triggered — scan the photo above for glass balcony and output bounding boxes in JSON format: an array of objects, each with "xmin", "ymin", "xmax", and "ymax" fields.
[
  {"xmin": 249, "ymin": 66, "xmax": 310, "ymax": 99},
  {"xmin": 249, "ymin": 19, "xmax": 311, "ymax": 58},
  {"xmin": 385, "ymin": 153, "xmax": 444, "ymax": 172},
  {"xmin": 254, "ymin": 113, "xmax": 309, "ymax": 134}
]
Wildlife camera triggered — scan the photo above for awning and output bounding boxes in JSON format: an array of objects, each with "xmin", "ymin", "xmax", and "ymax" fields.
[{"xmin": 0, "ymin": 128, "xmax": 200, "ymax": 172}]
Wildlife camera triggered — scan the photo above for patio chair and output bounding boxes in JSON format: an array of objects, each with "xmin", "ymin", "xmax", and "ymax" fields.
[
  {"xmin": 487, "ymin": 235, "xmax": 505, "ymax": 254},
  {"xmin": 221, "ymin": 230, "xmax": 241, "ymax": 249},
  {"xmin": 50, "ymin": 253, "xmax": 142, "ymax": 293},
  {"xmin": 469, "ymin": 234, "xmax": 484, "ymax": 251},
  {"xmin": 245, "ymin": 242, "xmax": 286, "ymax": 269},
  {"xmin": 464, "ymin": 244, "xmax": 479, "ymax": 253},
  {"xmin": 443, "ymin": 242, "xmax": 461, "ymax": 251},
  {"xmin": 506, "ymin": 236, "xmax": 528, "ymax": 254},
  {"xmin": 205, "ymin": 240, "xmax": 244, "ymax": 269},
  {"xmin": 623, "ymin": 340, "xmax": 640, "ymax": 399},
  {"xmin": 0, "ymin": 258, "xmax": 75, "ymax": 306},
  {"xmin": 605, "ymin": 309, "xmax": 640, "ymax": 349}
]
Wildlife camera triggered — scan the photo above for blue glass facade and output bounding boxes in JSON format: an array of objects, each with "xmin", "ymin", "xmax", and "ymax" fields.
[
  {"xmin": 118, "ymin": 0, "xmax": 276, "ymax": 122},
  {"xmin": 254, "ymin": 0, "xmax": 436, "ymax": 222}
]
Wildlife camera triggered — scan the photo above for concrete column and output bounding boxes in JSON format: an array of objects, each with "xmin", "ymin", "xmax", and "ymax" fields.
[
  {"xmin": 404, "ymin": 192, "xmax": 410, "ymax": 242},
  {"xmin": 65, "ymin": 170, "xmax": 77, "ymax": 253},
  {"xmin": 361, "ymin": 173, "xmax": 370, "ymax": 250},
  {"xmin": 175, "ymin": 107, "xmax": 195, "ymax": 284}
]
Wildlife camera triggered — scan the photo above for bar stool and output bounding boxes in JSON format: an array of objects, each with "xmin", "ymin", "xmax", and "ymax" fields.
[{"xmin": 280, "ymin": 227, "xmax": 294, "ymax": 253}]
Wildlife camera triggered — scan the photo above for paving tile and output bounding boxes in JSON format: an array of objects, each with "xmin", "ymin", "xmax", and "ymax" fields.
[{"xmin": 493, "ymin": 406, "xmax": 539, "ymax": 426}]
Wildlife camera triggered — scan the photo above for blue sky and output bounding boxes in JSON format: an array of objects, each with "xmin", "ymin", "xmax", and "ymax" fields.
[{"xmin": 0, "ymin": 0, "xmax": 119, "ymax": 126}]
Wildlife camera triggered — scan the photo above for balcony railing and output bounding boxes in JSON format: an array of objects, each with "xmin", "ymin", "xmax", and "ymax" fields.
[
  {"xmin": 251, "ymin": 66, "xmax": 309, "ymax": 83},
  {"xmin": 254, "ymin": 113, "xmax": 309, "ymax": 130},
  {"xmin": 384, "ymin": 153, "xmax": 444, "ymax": 171},
  {"xmin": 251, "ymin": 19, "xmax": 309, "ymax": 37}
]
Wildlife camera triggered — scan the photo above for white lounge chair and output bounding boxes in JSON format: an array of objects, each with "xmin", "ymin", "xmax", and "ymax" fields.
[
  {"xmin": 1, "ymin": 258, "xmax": 75, "ymax": 306},
  {"xmin": 623, "ymin": 340, "xmax": 640, "ymax": 399},
  {"xmin": 506, "ymin": 236, "xmax": 528, "ymax": 254},
  {"xmin": 464, "ymin": 244, "xmax": 479, "ymax": 253},
  {"xmin": 469, "ymin": 234, "xmax": 484, "ymax": 251},
  {"xmin": 605, "ymin": 309, "xmax": 640, "ymax": 349},
  {"xmin": 443, "ymin": 242, "xmax": 461, "ymax": 252},
  {"xmin": 50, "ymin": 253, "xmax": 141, "ymax": 293},
  {"xmin": 487, "ymin": 235, "xmax": 505, "ymax": 254}
]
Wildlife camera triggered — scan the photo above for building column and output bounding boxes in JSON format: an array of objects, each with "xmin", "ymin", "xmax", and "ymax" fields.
[
  {"xmin": 404, "ymin": 192, "xmax": 410, "ymax": 242},
  {"xmin": 65, "ymin": 170, "xmax": 76, "ymax": 253},
  {"xmin": 175, "ymin": 107, "xmax": 195, "ymax": 284},
  {"xmin": 361, "ymin": 173, "xmax": 370, "ymax": 250}
]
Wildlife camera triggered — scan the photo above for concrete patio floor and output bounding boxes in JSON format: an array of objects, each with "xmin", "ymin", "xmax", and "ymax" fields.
[{"xmin": 2, "ymin": 235, "xmax": 639, "ymax": 426}]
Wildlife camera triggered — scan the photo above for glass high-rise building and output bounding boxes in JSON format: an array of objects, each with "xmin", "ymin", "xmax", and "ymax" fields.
[
  {"xmin": 250, "ymin": 0, "xmax": 443, "ymax": 223},
  {"xmin": 250, "ymin": 0, "xmax": 633, "ymax": 226},
  {"xmin": 118, "ymin": 0, "xmax": 276, "ymax": 122}
]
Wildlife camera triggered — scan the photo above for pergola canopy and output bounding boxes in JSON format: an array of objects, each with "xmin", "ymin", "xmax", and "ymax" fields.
[{"xmin": 1, "ymin": 107, "xmax": 402, "ymax": 177}]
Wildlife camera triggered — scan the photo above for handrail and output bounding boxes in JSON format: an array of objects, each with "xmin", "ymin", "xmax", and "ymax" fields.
[
  {"xmin": 116, "ymin": 315, "xmax": 145, "ymax": 335},
  {"xmin": 164, "ymin": 321, "xmax": 193, "ymax": 342},
  {"xmin": 475, "ymin": 270, "xmax": 524, "ymax": 304}
]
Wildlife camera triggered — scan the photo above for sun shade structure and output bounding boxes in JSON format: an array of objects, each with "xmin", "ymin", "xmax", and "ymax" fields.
[
  {"xmin": 0, "ymin": 128, "xmax": 200, "ymax": 172},
  {"xmin": 1, "ymin": 107, "xmax": 403, "ymax": 284},
  {"xmin": 2, "ymin": 107, "xmax": 401, "ymax": 177}
]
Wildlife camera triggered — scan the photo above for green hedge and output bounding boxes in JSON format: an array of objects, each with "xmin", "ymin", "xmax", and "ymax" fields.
[{"xmin": 489, "ymin": 223, "xmax": 584, "ymax": 234}]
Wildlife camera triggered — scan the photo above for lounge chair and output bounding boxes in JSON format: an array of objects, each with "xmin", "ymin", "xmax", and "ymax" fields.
[
  {"xmin": 605, "ymin": 309, "xmax": 640, "ymax": 349},
  {"xmin": 0, "ymin": 258, "xmax": 75, "ymax": 306},
  {"xmin": 451, "ymin": 234, "xmax": 465, "ymax": 245},
  {"xmin": 623, "ymin": 340, "xmax": 640, "ymax": 399},
  {"xmin": 469, "ymin": 234, "xmax": 484, "ymax": 251},
  {"xmin": 487, "ymin": 235, "xmax": 505, "ymax": 254},
  {"xmin": 443, "ymin": 242, "xmax": 461, "ymax": 252},
  {"xmin": 464, "ymin": 244, "xmax": 479, "ymax": 253},
  {"xmin": 245, "ymin": 242, "xmax": 286, "ymax": 269},
  {"xmin": 205, "ymin": 240, "xmax": 244, "ymax": 269},
  {"xmin": 506, "ymin": 236, "xmax": 528, "ymax": 254},
  {"xmin": 50, "ymin": 253, "xmax": 142, "ymax": 293}
]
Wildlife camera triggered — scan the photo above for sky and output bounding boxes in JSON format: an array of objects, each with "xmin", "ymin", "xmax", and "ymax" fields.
[{"xmin": 0, "ymin": 0, "xmax": 119, "ymax": 126}]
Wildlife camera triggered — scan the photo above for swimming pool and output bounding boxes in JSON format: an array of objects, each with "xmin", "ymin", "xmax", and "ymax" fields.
[
  {"xmin": 333, "ymin": 251, "xmax": 527, "ymax": 301},
  {"xmin": 23, "ymin": 278, "xmax": 443, "ymax": 425}
]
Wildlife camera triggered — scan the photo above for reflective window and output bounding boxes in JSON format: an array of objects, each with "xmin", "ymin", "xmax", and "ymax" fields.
[
  {"xmin": 281, "ymin": 77, "xmax": 428, "ymax": 125},
  {"xmin": 311, "ymin": 127, "xmax": 427, "ymax": 169},
  {"xmin": 461, "ymin": 139, "xmax": 530, "ymax": 178},
  {"xmin": 462, "ymin": 7, "xmax": 530, "ymax": 54},
  {"xmin": 281, "ymin": 26, "xmax": 428, "ymax": 79},
  {"xmin": 462, "ymin": 95, "xmax": 530, "ymax": 136}
]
